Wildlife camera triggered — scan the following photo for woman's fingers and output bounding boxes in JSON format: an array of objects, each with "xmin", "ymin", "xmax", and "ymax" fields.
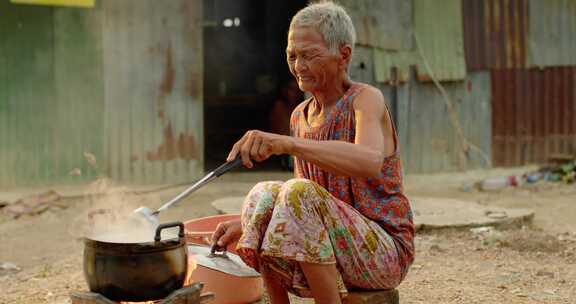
[
  {"xmin": 227, "ymin": 136, "xmax": 245, "ymax": 162},
  {"xmin": 250, "ymin": 135, "xmax": 263, "ymax": 161},
  {"xmin": 216, "ymin": 227, "xmax": 236, "ymax": 247},
  {"xmin": 228, "ymin": 130, "xmax": 283, "ymax": 166},
  {"xmin": 211, "ymin": 221, "xmax": 241, "ymax": 247},
  {"xmin": 216, "ymin": 221, "xmax": 242, "ymax": 247},
  {"xmin": 256, "ymin": 141, "xmax": 269, "ymax": 161},
  {"xmin": 227, "ymin": 132, "xmax": 253, "ymax": 167},
  {"xmin": 211, "ymin": 222, "xmax": 227, "ymax": 244},
  {"xmin": 240, "ymin": 131, "xmax": 255, "ymax": 168}
]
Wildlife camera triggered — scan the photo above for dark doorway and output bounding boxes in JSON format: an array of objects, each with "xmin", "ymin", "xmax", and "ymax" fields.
[{"xmin": 203, "ymin": 0, "xmax": 307, "ymax": 171}]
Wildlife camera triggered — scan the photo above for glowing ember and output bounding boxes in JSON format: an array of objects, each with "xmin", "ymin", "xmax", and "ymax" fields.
[{"xmin": 185, "ymin": 255, "xmax": 198, "ymax": 285}]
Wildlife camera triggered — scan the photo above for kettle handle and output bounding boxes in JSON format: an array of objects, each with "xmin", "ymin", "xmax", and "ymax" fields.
[{"xmin": 154, "ymin": 221, "xmax": 185, "ymax": 242}]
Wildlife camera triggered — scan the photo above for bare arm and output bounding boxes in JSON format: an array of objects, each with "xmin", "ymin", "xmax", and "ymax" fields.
[
  {"xmin": 227, "ymin": 86, "xmax": 395, "ymax": 178},
  {"xmin": 289, "ymin": 87, "xmax": 394, "ymax": 178}
]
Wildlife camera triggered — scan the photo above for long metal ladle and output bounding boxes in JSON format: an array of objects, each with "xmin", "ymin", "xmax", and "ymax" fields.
[{"xmin": 132, "ymin": 157, "xmax": 243, "ymax": 226}]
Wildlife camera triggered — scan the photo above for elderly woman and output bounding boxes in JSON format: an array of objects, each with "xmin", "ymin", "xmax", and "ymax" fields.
[{"xmin": 212, "ymin": 2, "xmax": 414, "ymax": 304}]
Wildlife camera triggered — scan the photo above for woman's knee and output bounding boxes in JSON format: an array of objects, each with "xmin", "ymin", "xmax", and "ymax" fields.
[
  {"xmin": 242, "ymin": 181, "xmax": 283, "ymax": 218},
  {"xmin": 278, "ymin": 178, "xmax": 330, "ymax": 213}
]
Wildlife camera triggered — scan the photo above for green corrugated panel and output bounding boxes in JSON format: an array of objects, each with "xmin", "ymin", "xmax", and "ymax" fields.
[
  {"xmin": 374, "ymin": 0, "xmax": 467, "ymax": 83},
  {"xmin": 0, "ymin": 2, "xmax": 57, "ymax": 187},
  {"xmin": 528, "ymin": 0, "xmax": 576, "ymax": 67},
  {"xmin": 0, "ymin": 0, "xmax": 204, "ymax": 187},
  {"xmin": 413, "ymin": 0, "xmax": 466, "ymax": 81},
  {"xmin": 0, "ymin": 2, "xmax": 105, "ymax": 187},
  {"xmin": 340, "ymin": 0, "xmax": 413, "ymax": 51},
  {"xmin": 374, "ymin": 50, "xmax": 416, "ymax": 83},
  {"xmin": 53, "ymin": 5, "xmax": 105, "ymax": 183}
]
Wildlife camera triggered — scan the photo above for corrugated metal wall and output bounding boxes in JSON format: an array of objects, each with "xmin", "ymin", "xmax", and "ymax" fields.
[
  {"xmin": 528, "ymin": 0, "xmax": 576, "ymax": 67},
  {"xmin": 0, "ymin": 2, "xmax": 104, "ymax": 187},
  {"xmin": 491, "ymin": 67, "xmax": 576, "ymax": 166},
  {"xmin": 340, "ymin": 0, "xmax": 413, "ymax": 51},
  {"xmin": 101, "ymin": 0, "xmax": 203, "ymax": 185},
  {"xmin": 462, "ymin": 0, "xmax": 527, "ymax": 70},
  {"xmin": 462, "ymin": 0, "xmax": 576, "ymax": 166},
  {"xmin": 347, "ymin": 0, "xmax": 491, "ymax": 173},
  {"xmin": 0, "ymin": 0, "xmax": 203, "ymax": 187},
  {"xmin": 381, "ymin": 71, "xmax": 492, "ymax": 173},
  {"xmin": 374, "ymin": 0, "xmax": 466, "ymax": 83}
]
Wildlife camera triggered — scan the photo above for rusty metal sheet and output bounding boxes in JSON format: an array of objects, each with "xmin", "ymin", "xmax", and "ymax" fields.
[
  {"xmin": 340, "ymin": 0, "xmax": 412, "ymax": 51},
  {"xmin": 102, "ymin": 0, "xmax": 203, "ymax": 184},
  {"xmin": 374, "ymin": 0, "xmax": 466, "ymax": 83},
  {"xmin": 463, "ymin": 0, "xmax": 528, "ymax": 70},
  {"xmin": 491, "ymin": 67, "xmax": 576, "ymax": 167},
  {"xmin": 528, "ymin": 0, "xmax": 576, "ymax": 67}
]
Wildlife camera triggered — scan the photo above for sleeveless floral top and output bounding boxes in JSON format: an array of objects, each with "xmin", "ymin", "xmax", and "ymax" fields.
[{"xmin": 290, "ymin": 83, "xmax": 415, "ymax": 270}]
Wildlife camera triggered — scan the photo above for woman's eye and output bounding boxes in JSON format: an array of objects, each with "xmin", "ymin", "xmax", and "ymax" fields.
[{"xmin": 305, "ymin": 53, "xmax": 318, "ymax": 60}]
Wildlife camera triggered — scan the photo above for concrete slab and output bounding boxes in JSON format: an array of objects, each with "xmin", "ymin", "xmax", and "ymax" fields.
[
  {"xmin": 211, "ymin": 196, "xmax": 535, "ymax": 231},
  {"xmin": 411, "ymin": 197, "xmax": 534, "ymax": 230},
  {"xmin": 211, "ymin": 196, "xmax": 246, "ymax": 215}
]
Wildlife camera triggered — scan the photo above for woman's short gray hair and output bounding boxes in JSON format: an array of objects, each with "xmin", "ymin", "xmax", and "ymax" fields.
[{"xmin": 290, "ymin": 1, "xmax": 356, "ymax": 54}]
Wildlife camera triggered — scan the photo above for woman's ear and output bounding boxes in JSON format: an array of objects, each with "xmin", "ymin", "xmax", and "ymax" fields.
[{"xmin": 339, "ymin": 44, "xmax": 353, "ymax": 70}]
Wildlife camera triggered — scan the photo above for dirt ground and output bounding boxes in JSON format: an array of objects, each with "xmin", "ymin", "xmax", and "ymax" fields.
[{"xmin": 1, "ymin": 169, "xmax": 575, "ymax": 303}]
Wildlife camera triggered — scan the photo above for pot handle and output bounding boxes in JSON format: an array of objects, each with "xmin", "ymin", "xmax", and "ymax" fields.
[{"xmin": 154, "ymin": 221, "xmax": 185, "ymax": 242}]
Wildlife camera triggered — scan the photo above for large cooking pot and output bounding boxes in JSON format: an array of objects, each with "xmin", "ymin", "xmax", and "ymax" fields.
[{"xmin": 83, "ymin": 222, "xmax": 188, "ymax": 302}]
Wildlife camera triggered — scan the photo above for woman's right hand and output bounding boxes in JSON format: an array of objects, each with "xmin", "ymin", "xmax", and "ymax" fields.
[{"xmin": 211, "ymin": 219, "xmax": 242, "ymax": 248}]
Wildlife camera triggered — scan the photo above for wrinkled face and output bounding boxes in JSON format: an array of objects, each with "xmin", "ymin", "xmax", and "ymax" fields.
[{"xmin": 286, "ymin": 26, "xmax": 341, "ymax": 93}]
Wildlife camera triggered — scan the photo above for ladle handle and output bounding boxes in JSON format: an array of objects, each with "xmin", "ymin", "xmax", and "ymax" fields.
[
  {"xmin": 154, "ymin": 221, "xmax": 184, "ymax": 242},
  {"xmin": 155, "ymin": 156, "xmax": 243, "ymax": 214},
  {"xmin": 213, "ymin": 156, "xmax": 243, "ymax": 177}
]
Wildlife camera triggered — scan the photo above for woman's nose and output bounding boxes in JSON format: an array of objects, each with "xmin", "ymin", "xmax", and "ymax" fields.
[{"xmin": 294, "ymin": 58, "xmax": 307, "ymax": 73}]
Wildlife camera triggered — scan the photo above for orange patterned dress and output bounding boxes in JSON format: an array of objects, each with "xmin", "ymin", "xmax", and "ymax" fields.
[{"xmin": 236, "ymin": 83, "xmax": 414, "ymax": 297}]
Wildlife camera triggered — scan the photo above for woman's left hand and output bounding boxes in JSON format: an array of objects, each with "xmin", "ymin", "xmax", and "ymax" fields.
[{"xmin": 227, "ymin": 130, "xmax": 294, "ymax": 168}]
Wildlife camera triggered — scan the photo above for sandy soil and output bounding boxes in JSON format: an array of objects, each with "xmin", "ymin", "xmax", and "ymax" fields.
[{"xmin": 1, "ymin": 170, "xmax": 575, "ymax": 303}]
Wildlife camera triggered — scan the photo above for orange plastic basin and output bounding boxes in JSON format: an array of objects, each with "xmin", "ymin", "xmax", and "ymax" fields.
[
  {"xmin": 185, "ymin": 214, "xmax": 264, "ymax": 304},
  {"xmin": 184, "ymin": 214, "xmax": 241, "ymax": 253}
]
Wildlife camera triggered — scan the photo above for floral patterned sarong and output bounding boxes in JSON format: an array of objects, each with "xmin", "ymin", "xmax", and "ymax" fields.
[{"xmin": 236, "ymin": 178, "xmax": 404, "ymax": 298}]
